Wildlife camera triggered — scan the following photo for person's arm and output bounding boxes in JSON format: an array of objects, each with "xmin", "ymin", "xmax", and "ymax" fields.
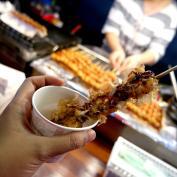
[
  {"xmin": 133, "ymin": 50, "xmax": 157, "ymax": 65},
  {"xmin": 117, "ymin": 50, "xmax": 157, "ymax": 74},
  {"xmin": 105, "ymin": 32, "xmax": 123, "ymax": 52},
  {"xmin": 148, "ymin": 26, "xmax": 176, "ymax": 63},
  {"xmin": 105, "ymin": 32, "xmax": 126, "ymax": 69},
  {"xmin": 0, "ymin": 76, "xmax": 96, "ymax": 177},
  {"xmin": 102, "ymin": 0, "xmax": 126, "ymax": 69},
  {"xmin": 119, "ymin": 24, "xmax": 177, "ymax": 73},
  {"xmin": 139, "ymin": 50, "xmax": 157, "ymax": 65}
]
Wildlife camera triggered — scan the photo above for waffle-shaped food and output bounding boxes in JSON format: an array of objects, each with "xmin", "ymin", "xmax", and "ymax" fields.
[
  {"xmin": 50, "ymin": 70, "xmax": 159, "ymax": 128},
  {"xmin": 51, "ymin": 48, "xmax": 116, "ymax": 90},
  {"xmin": 126, "ymin": 102, "xmax": 163, "ymax": 130}
]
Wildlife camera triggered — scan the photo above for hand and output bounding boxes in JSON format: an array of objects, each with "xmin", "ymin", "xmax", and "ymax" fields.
[
  {"xmin": 0, "ymin": 76, "xmax": 96, "ymax": 177},
  {"xmin": 119, "ymin": 55, "xmax": 142, "ymax": 74},
  {"xmin": 109, "ymin": 49, "xmax": 126, "ymax": 70}
]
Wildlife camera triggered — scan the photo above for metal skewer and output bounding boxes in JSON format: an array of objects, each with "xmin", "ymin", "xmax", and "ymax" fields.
[
  {"xmin": 156, "ymin": 65, "xmax": 177, "ymax": 79},
  {"xmin": 78, "ymin": 44, "xmax": 110, "ymax": 63},
  {"xmin": 169, "ymin": 66, "xmax": 177, "ymax": 100}
]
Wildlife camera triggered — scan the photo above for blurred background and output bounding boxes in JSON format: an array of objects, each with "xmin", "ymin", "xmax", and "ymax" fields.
[{"xmin": 5, "ymin": 0, "xmax": 177, "ymax": 84}]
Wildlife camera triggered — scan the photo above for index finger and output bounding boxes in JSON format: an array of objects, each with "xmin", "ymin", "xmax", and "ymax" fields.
[{"xmin": 14, "ymin": 76, "xmax": 64, "ymax": 102}]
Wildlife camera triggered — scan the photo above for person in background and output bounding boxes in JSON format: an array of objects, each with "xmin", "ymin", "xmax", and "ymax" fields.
[
  {"xmin": 102, "ymin": 0, "xmax": 177, "ymax": 74},
  {"xmin": 0, "ymin": 76, "xmax": 96, "ymax": 177}
]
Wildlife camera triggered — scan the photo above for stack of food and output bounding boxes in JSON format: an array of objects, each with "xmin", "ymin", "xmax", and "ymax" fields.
[
  {"xmin": 51, "ymin": 48, "xmax": 116, "ymax": 90},
  {"xmin": 126, "ymin": 101, "xmax": 163, "ymax": 130}
]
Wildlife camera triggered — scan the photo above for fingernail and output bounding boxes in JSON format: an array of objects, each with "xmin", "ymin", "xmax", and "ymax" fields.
[{"xmin": 87, "ymin": 129, "xmax": 96, "ymax": 142}]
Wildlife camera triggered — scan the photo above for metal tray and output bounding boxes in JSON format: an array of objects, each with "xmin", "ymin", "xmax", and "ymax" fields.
[
  {"xmin": 31, "ymin": 45, "xmax": 112, "ymax": 96},
  {"xmin": 0, "ymin": 20, "xmax": 80, "ymax": 56},
  {"xmin": 112, "ymin": 109, "xmax": 177, "ymax": 153}
]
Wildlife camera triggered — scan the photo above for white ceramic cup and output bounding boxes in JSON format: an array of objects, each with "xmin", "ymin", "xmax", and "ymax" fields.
[{"xmin": 32, "ymin": 86, "xmax": 98, "ymax": 136}]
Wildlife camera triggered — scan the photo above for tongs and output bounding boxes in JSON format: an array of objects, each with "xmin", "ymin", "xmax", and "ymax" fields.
[{"xmin": 155, "ymin": 65, "xmax": 177, "ymax": 79}]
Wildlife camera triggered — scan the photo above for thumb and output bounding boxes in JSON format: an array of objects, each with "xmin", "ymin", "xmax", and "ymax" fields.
[{"xmin": 38, "ymin": 130, "xmax": 96, "ymax": 158}]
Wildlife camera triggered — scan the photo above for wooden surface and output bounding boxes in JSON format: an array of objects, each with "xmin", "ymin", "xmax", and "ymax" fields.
[{"xmin": 95, "ymin": 118, "xmax": 125, "ymax": 143}]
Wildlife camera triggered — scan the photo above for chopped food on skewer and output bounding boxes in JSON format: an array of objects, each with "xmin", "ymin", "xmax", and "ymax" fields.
[
  {"xmin": 51, "ymin": 70, "xmax": 159, "ymax": 128},
  {"xmin": 51, "ymin": 48, "xmax": 117, "ymax": 90}
]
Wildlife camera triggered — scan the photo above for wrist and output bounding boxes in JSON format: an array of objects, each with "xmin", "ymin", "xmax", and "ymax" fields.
[
  {"xmin": 136, "ymin": 55, "xmax": 143, "ymax": 65},
  {"xmin": 112, "ymin": 46, "xmax": 124, "ymax": 53}
]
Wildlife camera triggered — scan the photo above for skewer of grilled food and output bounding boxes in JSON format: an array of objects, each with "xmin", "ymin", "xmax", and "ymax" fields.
[{"xmin": 51, "ymin": 70, "xmax": 158, "ymax": 127}]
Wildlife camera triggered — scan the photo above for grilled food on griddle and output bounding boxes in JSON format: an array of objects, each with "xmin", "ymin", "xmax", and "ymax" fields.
[{"xmin": 51, "ymin": 48, "xmax": 116, "ymax": 90}]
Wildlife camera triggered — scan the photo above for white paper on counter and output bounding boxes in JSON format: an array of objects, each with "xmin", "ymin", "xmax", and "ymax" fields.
[
  {"xmin": 0, "ymin": 64, "xmax": 25, "ymax": 114},
  {"xmin": 0, "ymin": 1, "xmax": 14, "ymax": 14},
  {"xmin": 104, "ymin": 137, "xmax": 177, "ymax": 177}
]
